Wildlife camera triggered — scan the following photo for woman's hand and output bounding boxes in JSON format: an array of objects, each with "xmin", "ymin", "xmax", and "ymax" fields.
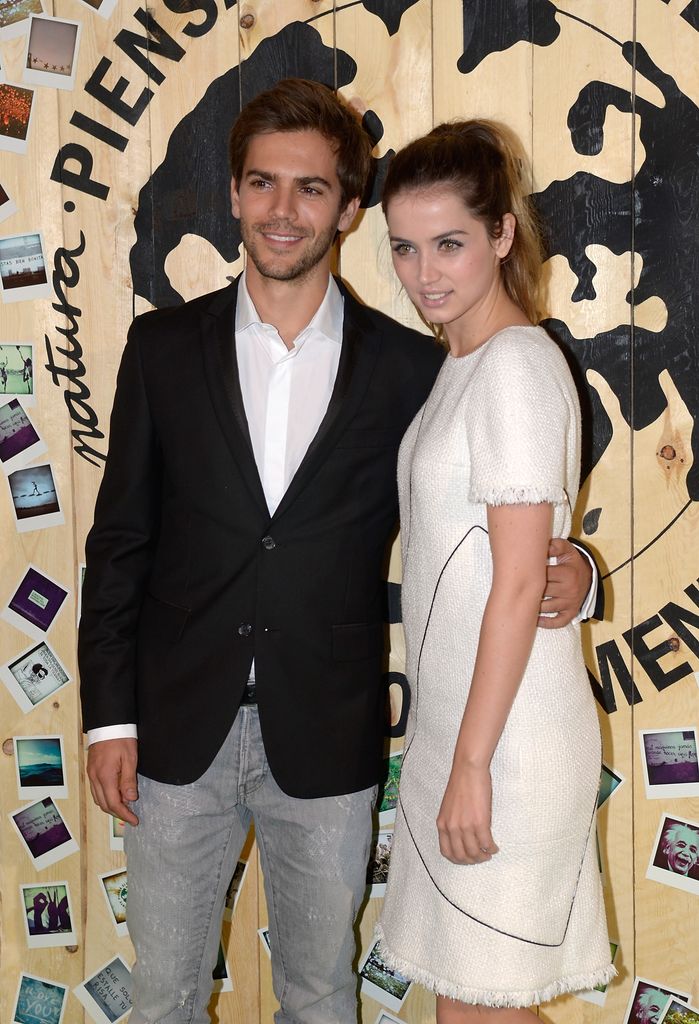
[{"xmin": 436, "ymin": 763, "xmax": 499, "ymax": 864}]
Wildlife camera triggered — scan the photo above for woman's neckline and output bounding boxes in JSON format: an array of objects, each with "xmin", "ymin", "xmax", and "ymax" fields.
[{"xmin": 446, "ymin": 323, "xmax": 538, "ymax": 361}]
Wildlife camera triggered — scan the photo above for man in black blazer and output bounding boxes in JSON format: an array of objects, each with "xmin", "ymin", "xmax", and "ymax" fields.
[{"xmin": 80, "ymin": 80, "xmax": 596, "ymax": 1024}]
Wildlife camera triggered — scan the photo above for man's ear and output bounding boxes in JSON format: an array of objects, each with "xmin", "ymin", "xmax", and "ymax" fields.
[
  {"xmin": 337, "ymin": 195, "xmax": 361, "ymax": 234},
  {"xmin": 230, "ymin": 178, "xmax": 241, "ymax": 219}
]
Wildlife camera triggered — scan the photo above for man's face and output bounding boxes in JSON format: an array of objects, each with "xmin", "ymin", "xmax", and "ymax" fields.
[
  {"xmin": 663, "ymin": 825, "xmax": 699, "ymax": 875},
  {"xmin": 230, "ymin": 130, "xmax": 359, "ymax": 287},
  {"xmin": 635, "ymin": 989, "xmax": 667, "ymax": 1024}
]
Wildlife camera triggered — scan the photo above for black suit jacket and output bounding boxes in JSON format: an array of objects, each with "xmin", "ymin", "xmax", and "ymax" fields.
[{"xmin": 79, "ymin": 278, "xmax": 444, "ymax": 795}]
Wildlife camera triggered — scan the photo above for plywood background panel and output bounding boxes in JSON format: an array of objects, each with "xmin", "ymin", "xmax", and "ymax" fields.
[{"xmin": 0, "ymin": 0, "xmax": 697, "ymax": 1021}]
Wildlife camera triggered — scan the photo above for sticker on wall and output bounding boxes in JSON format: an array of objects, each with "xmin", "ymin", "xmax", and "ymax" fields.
[
  {"xmin": 576, "ymin": 940, "xmax": 619, "ymax": 1005},
  {"xmin": 20, "ymin": 881, "xmax": 77, "ymax": 947},
  {"xmin": 598, "ymin": 763, "xmax": 625, "ymax": 808},
  {"xmin": 98, "ymin": 868, "xmax": 128, "ymax": 937},
  {"xmin": 223, "ymin": 858, "xmax": 248, "ymax": 921},
  {"xmin": 6, "ymin": 462, "xmax": 64, "ymax": 531},
  {"xmin": 12, "ymin": 972, "xmax": 67, "ymax": 1024},
  {"xmin": 212, "ymin": 941, "xmax": 233, "ymax": 993},
  {"xmin": 9, "ymin": 796, "xmax": 79, "ymax": 870},
  {"xmin": 367, "ymin": 829, "xmax": 393, "ymax": 898},
  {"xmin": 359, "ymin": 939, "xmax": 412, "ymax": 1014},
  {"xmin": 658, "ymin": 998, "xmax": 699, "ymax": 1024},
  {"xmin": 0, "ymin": 344, "xmax": 35, "ymax": 405},
  {"xmin": 0, "ymin": 0, "xmax": 44, "ymax": 40},
  {"xmin": 0, "ymin": 231, "xmax": 48, "ymax": 298},
  {"xmin": 378, "ymin": 748, "xmax": 402, "ymax": 826},
  {"xmin": 646, "ymin": 813, "xmax": 699, "ymax": 895},
  {"xmin": 257, "ymin": 927, "xmax": 271, "ymax": 959},
  {"xmin": 622, "ymin": 978, "xmax": 691, "ymax": 1024},
  {"xmin": 1, "ymin": 638, "xmax": 71, "ymax": 712},
  {"xmin": 109, "ymin": 814, "xmax": 126, "ymax": 852},
  {"xmin": 74, "ymin": 0, "xmax": 117, "ymax": 21},
  {"xmin": 0, "ymin": 182, "xmax": 18, "ymax": 223},
  {"xmin": 1, "ymin": 565, "xmax": 69, "ymax": 640},
  {"xmin": 372, "ymin": 1011, "xmax": 404, "ymax": 1024},
  {"xmin": 14, "ymin": 735, "xmax": 67, "ymax": 800},
  {"xmin": 0, "ymin": 398, "xmax": 46, "ymax": 473},
  {"xmin": 74, "ymin": 956, "xmax": 132, "ymax": 1024},
  {"xmin": 639, "ymin": 728, "xmax": 699, "ymax": 799},
  {"xmin": 22, "ymin": 15, "xmax": 82, "ymax": 91}
]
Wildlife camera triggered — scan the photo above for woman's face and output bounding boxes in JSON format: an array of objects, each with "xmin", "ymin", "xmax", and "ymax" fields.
[{"xmin": 386, "ymin": 188, "xmax": 513, "ymax": 346}]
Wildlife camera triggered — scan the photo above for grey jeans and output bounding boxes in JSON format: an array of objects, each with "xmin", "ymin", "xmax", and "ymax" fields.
[{"xmin": 125, "ymin": 707, "xmax": 376, "ymax": 1024}]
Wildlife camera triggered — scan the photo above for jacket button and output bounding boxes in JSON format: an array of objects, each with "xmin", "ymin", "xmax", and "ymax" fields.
[
  {"xmin": 238, "ymin": 623, "xmax": 252, "ymax": 636},
  {"xmin": 261, "ymin": 535, "xmax": 276, "ymax": 550}
]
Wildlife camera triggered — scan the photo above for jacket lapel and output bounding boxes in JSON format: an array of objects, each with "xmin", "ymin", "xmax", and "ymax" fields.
[
  {"xmin": 200, "ymin": 280, "xmax": 269, "ymax": 518},
  {"xmin": 271, "ymin": 282, "xmax": 381, "ymax": 523}
]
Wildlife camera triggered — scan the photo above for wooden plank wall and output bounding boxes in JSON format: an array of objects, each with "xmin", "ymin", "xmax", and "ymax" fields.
[{"xmin": 1, "ymin": 0, "xmax": 697, "ymax": 1021}]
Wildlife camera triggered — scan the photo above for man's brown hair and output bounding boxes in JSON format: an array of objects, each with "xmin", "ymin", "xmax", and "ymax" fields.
[{"xmin": 228, "ymin": 78, "xmax": 373, "ymax": 208}]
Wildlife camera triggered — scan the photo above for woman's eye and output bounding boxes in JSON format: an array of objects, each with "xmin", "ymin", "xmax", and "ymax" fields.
[
  {"xmin": 391, "ymin": 243, "xmax": 414, "ymax": 256},
  {"xmin": 439, "ymin": 238, "xmax": 461, "ymax": 251}
]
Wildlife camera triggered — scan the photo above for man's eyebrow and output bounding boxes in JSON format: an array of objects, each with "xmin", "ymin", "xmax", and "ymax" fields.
[{"xmin": 244, "ymin": 169, "xmax": 333, "ymax": 189}]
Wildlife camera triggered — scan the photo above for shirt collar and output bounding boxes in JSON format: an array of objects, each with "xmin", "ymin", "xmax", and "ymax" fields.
[{"xmin": 235, "ymin": 270, "xmax": 344, "ymax": 346}]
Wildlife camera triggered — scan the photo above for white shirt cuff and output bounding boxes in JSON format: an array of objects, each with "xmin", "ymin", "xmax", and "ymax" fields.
[
  {"xmin": 572, "ymin": 547, "xmax": 598, "ymax": 624},
  {"xmin": 87, "ymin": 724, "xmax": 138, "ymax": 745}
]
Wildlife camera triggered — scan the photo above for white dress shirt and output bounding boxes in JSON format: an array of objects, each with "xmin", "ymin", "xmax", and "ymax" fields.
[{"xmin": 87, "ymin": 272, "xmax": 344, "ymax": 744}]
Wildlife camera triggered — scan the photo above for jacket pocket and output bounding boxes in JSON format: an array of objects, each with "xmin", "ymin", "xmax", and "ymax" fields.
[
  {"xmin": 141, "ymin": 593, "xmax": 190, "ymax": 643},
  {"xmin": 332, "ymin": 622, "xmax": 384, "ymax": 661}
]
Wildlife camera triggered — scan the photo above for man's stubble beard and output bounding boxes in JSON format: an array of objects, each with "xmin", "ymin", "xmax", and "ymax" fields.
[{"xmin": 241, "ymin": 218, "xmax": 339, "ymax": 284}]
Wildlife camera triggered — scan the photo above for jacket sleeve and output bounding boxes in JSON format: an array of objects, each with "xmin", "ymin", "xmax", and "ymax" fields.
[
  {"xmin": 78, "ymin": 318, "xmax": 162, "ymax": 731},
  {"xmin": 569, "ymin": 538, "xmax": 605, "ymax": 621}
]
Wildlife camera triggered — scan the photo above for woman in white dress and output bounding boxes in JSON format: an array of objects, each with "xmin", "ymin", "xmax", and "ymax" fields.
[{"xmin": 376, "ymin": 121, "xmax": 615, "ymax": 1023}]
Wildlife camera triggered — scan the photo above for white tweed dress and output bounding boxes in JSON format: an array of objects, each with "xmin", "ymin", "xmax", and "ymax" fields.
[{"xmin": 376, "ymin": 326, "xmax": 615, "ymax": 1006}]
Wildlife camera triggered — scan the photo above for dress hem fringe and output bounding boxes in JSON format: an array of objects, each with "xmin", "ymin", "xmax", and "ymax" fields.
[{"xmin": 374, "ymin": 927, "xmax": 617, "ymax": 1008}]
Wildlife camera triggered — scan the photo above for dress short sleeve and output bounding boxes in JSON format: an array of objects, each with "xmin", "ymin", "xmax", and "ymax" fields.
[{"xmin": 467, "ymin": 327, "xmax": 579, "ymax": 507}]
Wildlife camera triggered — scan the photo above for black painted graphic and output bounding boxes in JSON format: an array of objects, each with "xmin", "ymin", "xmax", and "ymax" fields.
[{"xmin": 130, "ymin": 22, "xmax": 392, "ymax": 308}]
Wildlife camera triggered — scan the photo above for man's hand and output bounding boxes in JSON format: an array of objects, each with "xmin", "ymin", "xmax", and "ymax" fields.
[
  {"xmin": 539, "ymin": 538, "xmax": 592, "ymax": 629},
  {"xmin": 87, "ymin": 738, "xmax": 139, "ymax": 825}
]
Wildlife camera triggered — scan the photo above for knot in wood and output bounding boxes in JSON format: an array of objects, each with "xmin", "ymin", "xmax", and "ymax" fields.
[
  {"xmin": 659, "ymin": 445, "xmax": 676, "ymax": 461},
  {"xmin": 2, "ymin": 738, "xmax": 14, "ymax": 756},
  {"xmin": 240, "ymin": 12, "xmax": 255, "ymax": 28}
]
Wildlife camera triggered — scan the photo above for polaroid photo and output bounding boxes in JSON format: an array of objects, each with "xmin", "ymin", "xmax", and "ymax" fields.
[
  {"xmin": 658, "ymin": 999, "xmax": 699, "ymax": 1024},
  {"xmin": 598, "ymin": 763, "xmax": 625, "ymax": 808},
  {"xmin": 2, "ymin": 565, "xmax": 69, "ymax": 640},
  {"xmin": 0, "ymin": 398, "xmax": 46, "ymax": 473},
  {"xmin": 223, "ymin": 858, "xmax": 248, "ymax": 920},
  {"xmin": 0, "ymin": 182, "xmax": 18, "ymax": 223},
  {"xmin": 7, "ymin": 462, "xmax": 64, "ymax": 532},
  {"xmin": 98, "ymin": 868, "xmax": 128, "ymax": 937},
  {"xmin": 212, "ymin": 941, "xmax": 233, "ymax": 993},
  {"xmin": 1, "ymin": 639, "xmax": 71, "ymax": 712},
  {"xmin": 372, "ymin": 1011, "xmax": 404, "ymax": 1024},
  {"xmin": 0, "ymin": 231, "xmax": 49, "ymax": 299},
  {"xmin": 74, "ymin": 956, "xmax": 132, "ymax": 1024},
  {"xmin": 12, "ymin": 972, "xmax": 67, "ymax": 1024},
  {"xmin": 109, "ymin": 814, "xmax": 126, "ymax": 852},
  {"xmin": 0, "ymin": 344, "xmax": 35, "ymax": 405},
  {"xmin": 14, "ymin": 735, "xmax": 67, "ymax": 799},
  {"xmin": 379, "ymin": 749, "xmax": 403, "ymax": 825},
  {"xmin": 9, "ymin": 796, "xmax": 78, "ymax": 870},
  {"xmin": 23, "ymin": 15, "xmax": 81, "ymax": 90},
  {"xmin": 639, "ymin": 728, "xmax": 699, "ymax": 799},
  {"xmin": 0, "ymin": 0, "xmax": 43, "ymax": 39},
  {"xmin": 258, "ymin": 927, "xmax": 271, "ymax": 959},
  {"xmin": 359, "ymin": 939, "xmax": 412, "ymax": 1013},
  {"xmin": 0, "ymin": 84, "xmax": 35, "ymax": 154},
  {"xmin": 75, "ymin": 0, "xmax": 118, "ymax": 20},
  {"xmin": 646, "ymin": 813, "xmax": 699, "ymax": 896},
  {"xmin": 367, "ymin": 829, "xmax": 393, "ymax": 898},
  {"xmin": 20, "ymin": 881, "xmax": 76, "ymax": 947},
  {"xmin": 622, "ymin": 977, "xmax": 690, "ymax": 1024},
  {"xmin": 575, "ymin": 940, "xmax": 619, "ymax": 1005}
]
